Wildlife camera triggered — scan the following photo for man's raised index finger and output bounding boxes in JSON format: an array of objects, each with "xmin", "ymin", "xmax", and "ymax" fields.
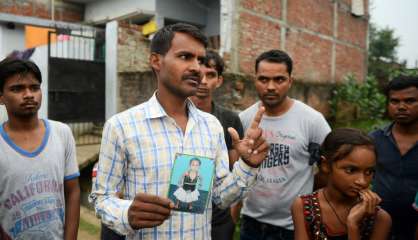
[{"xmin": 250, "ymin": 106, "xmax": 265, "ymax": 129}]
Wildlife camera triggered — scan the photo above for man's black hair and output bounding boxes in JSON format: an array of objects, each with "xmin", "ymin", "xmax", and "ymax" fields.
[
  {"xmin": 385, "ymin": 75, "xmax": 418, "ymax": 97},
  {"xmin": 0, "ymin": 58, "xmax": 42, "ymax": 92},
  {"xmin": 255, "ymin": 49, "xmax": 293, "ymax": 75},
  {"xmin": 203, "ymin": 49, "xmax": 225, "ymax": 76},
  {"xmin": 150, "ymin": 23, "xmax": 208, "ymax": 55}
]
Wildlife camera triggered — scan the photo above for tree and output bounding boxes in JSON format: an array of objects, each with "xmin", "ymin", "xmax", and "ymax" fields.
[{"xmin": 368, "ymin": 23, "xmax": 405, "ymax": 88}]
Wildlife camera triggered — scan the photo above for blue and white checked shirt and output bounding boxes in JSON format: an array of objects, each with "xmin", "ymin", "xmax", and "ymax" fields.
[{"xmin": 90, "ymin": 94, "xmax": 259, "ymax": 239}]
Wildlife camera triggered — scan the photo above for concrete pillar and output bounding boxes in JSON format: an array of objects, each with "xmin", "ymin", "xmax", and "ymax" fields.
[{"xmin": 105, "ymin": 21, "xmax": 118, "ymax": 120}]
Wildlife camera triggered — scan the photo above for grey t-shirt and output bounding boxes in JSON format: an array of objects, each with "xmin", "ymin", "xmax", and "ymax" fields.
[
  {"xmin": 0, "ymin": 120, "xmax": 79, "ymax": 239},
  {"xmin": 239, "ymin": 100, "xmax": 330, "ymax": 230}
]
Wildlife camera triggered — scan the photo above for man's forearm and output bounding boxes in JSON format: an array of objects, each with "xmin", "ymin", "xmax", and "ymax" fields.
[
  {"xmin": 93, "ymin": 194, "xmax": 135, "ymax": 235},
  {"xmin": 64, "ymin": 179, "xmax": 80, "ymax": 240},
  {"xmin": 214, "ymin": 159, "xmax": 258, "ymax": 209}
]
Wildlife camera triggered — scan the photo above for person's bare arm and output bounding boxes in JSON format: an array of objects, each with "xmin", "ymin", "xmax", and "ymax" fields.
[
  {"xmin": 64, "ymin": 178, "xmax": 80, "ymax": 240},
  {"xmin": 369, "ymin": 208, "xmax": 392, "ymax": 240},
  {"xmin": 230, "ymin": 201, "xmax": 242, "ymax": 224},
  {"xmin": 291, "ymin": 197, "xmax": 310, "ymax": 240},
  {"xmin": 415, "ymin": 223, "xmax": 418, "ymax": 240},
  {"xmin": 347, "ymin": 189, "xmax": 385, "ymax": 240}
]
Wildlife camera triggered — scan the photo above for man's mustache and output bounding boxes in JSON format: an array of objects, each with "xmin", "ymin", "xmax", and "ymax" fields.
[{"xmin": 182, "ymin": 72, "xmax": 201, "ymax": 81}]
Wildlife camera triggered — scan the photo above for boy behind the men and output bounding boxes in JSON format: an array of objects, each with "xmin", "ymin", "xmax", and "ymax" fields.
[{"xmin": 190, "ymin": 49, "xmax": 244, "ymax": 239}]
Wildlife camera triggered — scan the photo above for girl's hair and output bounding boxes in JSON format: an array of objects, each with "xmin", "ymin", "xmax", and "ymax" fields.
[
  {"xmin": 320, "ymin": 128, "xmax": 375, "ymax": 165},
  {"xmin": 189, "ymin": 158, "xmax": 201, "ymax": 166}
]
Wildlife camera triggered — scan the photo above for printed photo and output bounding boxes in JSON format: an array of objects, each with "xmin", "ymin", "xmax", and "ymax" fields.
[{"xmin": 167, "ymin": 153, "xmax": 215, "ymax": 214}]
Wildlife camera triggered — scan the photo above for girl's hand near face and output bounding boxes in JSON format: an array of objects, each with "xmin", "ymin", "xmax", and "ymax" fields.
[
  {"xmin": 347, "ymin": 189, "xmax": 392, "ymax": 240},
  {"xmin": 347, "ymin": 189, "xmax": 381, "ymax": 227},
  {"xmin": 346, "ymin": 190, "xmax": 381, "ymax": 240}
]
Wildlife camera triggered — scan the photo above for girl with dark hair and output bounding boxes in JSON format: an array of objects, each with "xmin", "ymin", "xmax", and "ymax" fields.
[
  {"xmin": 173, "ymin": 158, "xmax": 202, "ymax": 210},
  {"xmin": 291, "ymin": 128, "xmax": 392, "ymax": 239}
]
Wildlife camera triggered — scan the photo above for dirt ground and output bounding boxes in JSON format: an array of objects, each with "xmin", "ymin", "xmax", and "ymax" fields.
[
  {"xmin": 78, "ymin": 228, "xmax": 99, "ymax": 240},
  {"xmin": 77, "ymin": 206, "xmax": 101, "ymax": 240}
]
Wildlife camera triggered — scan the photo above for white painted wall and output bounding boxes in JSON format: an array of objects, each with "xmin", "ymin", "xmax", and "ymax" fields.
[
  {"xmin": 85, "ymin": 0, "xmax": 156, "ymax": 23},
  {"xmin": 1, "ymin": 44, "xmax": 51, "ymax": 121},
  {"xmin": 0, "ymin": 30, "xmax": 96, "ymax": 123},
  {"xmin": 0, "ymin": 25, "xmax": 25, "ymax": 60},
  {"xmin": 0, "ymin": 25, "xmax": 26, "ymax": 123},
  {"xmin": 29, "ymin": 45, "xmax": 49, "ymax": 120}
]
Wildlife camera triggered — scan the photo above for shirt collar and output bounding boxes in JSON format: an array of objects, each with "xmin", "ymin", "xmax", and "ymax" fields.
[
  {"xmin": 382, "ymin": 122, "xmax": 395, "ymax": 137},
  {"xmin": 145, "ymin": 92, "xmax": 200, "ymax": 123},
  {"xmin": 145, "ymin": 92, "xmax": 167, "ymax": 119},
  {"xmin": 186, "ymin": 98, "xmax": 200, "ymax": 123}
]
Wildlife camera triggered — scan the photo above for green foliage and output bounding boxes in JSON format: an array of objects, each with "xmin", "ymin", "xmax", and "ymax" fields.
[
  {"xmin": 368, "ymin": 23, "xmax": 406, "ymax": 87},
  {"xmin": 368, "ymin": 24, "xmax": 399, "ymax": 62},
  {"xmin": 329, "ymin": 74, "xmax": 386, "ymax": 121},
  {"xmin": 333, "ymin": 118, "xmax": 389, "ymax": 133},
  {"xmin": 390, "ymin": 68, "xmax": 418, "ymax": 79},
  {"xmin": 79, "ymin": 218, "xmax": 100, "ymax": 236}
]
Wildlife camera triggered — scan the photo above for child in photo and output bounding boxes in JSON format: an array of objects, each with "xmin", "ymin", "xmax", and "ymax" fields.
[
  {"xmin": 174, "ymin": 157, "xmax": 203, "ymax": 210},
  {"xmin": 291, "ymin": 128, "xmax": 392, "ymax": 239}
]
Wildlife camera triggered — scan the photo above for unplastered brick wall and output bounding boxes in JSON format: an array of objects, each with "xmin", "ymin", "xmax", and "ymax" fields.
[
  {"xmin": 224, "ymin": 0, "xmax": 369, "ymax": 115},
  {"xmin": 118, "ymin": 71, "xmax": 156, "ymax": 112},
  {"xmin": 117, "ymin": 22, "xmax": 154, "ymax": 112},
  {"xmin": 0, "ymin": 0, "xmax": 84, "ymax": 22},
  {"xmin": 233, "ymin": 0, "xmax": 368, "ymax": 83},
  {"xmin": 117, "ymin": 22, "xmax": 151, "ymax": 73},
  {"xmin": 114, "ymin": 1, "xmax": 369, "ymax": 117}
]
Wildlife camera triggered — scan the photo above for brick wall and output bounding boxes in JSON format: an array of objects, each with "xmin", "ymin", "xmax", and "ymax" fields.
[
  {"xmin": 117, "ymin": 22, "xmax": 151, "ymax": 73},
  {"xmin": 226, "ymin": 0, "xmax": 369, "ymax": 115},
  {"xmin": 117, "ymin": 22, "xmax": 153, "ymax": 111},
  {"xmin": 115, "ymin": 1, "xmax": 369, "ymax": 116},
  {"xmin": 0, "ymin": 0, "xmax": 84, "ymax": 22},
  {"xmin": 238, "ymin": 11, "xmax": 281, "ymax": 74},
  {"xmin": 232, "ymin": 0, "xmax": 368, "ymax": 83},
  {"xmin": 118, "ymin": 71, "xmax": 156, "ymax": 112}
]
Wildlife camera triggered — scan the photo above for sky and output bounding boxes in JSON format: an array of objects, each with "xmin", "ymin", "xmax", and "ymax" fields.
[{"xmin": 370, "ymin": 0, "xmax": 418, "ymax": 68}]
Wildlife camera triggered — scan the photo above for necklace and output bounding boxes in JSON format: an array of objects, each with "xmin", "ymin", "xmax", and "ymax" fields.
[{"xmin": 322, "ymin": 189, "xmax": 347, "ymax": 228}]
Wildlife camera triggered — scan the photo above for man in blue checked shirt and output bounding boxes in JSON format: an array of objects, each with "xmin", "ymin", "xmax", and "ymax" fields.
[{"xmin": 90, "ymin": 23, "xmax": 269, "ymax": 239}]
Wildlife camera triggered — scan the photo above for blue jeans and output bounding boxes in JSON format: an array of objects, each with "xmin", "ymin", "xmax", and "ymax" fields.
[{"xmin": 240, "ymin": 215, "xmax": 294, "ymax": 240}]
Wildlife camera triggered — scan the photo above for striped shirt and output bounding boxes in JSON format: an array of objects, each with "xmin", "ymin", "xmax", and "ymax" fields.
[{"xmin": 90, "ymin": 94, "xmax": 258, "ymax": 239}]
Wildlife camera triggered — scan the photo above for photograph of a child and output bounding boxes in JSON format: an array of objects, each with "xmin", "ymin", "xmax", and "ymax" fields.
[{"xmin": 168, "ymin": 154, "xmax": 214, "ymax": 214}]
